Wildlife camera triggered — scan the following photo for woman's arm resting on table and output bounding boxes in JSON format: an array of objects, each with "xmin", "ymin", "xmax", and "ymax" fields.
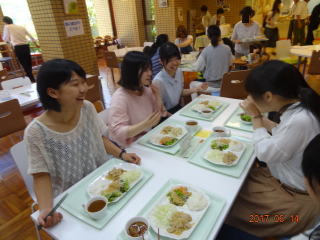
[
  {"xmin": 33, "ymin": 172, "xmax": 63, "ymax": 228},
  {"xmin": 102, "ymin": 136, "xmax": 141, "ymax": 164}
]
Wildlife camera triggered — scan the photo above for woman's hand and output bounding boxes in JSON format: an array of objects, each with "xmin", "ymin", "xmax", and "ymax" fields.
[
  {"xmin": 122, "ymin": 153, "xmax": 141, "ymax": 165},
  {"xmin": 234, "ymin": 39, "xmax": 242, "ymax": 44},
  {"xmin": 144, "ymin": 111, "xmax": 161, "ymax": 129},
  {"xmin": 196, "ymin": 82, "xmax": 209, "ymax": 92},
  {"xmin": 239, "ymin": 96, "xmax": 261, "ymax": 116},
  {"xmin": 38, "ymin": 208, "xmax": 63, "ymax": 228}
]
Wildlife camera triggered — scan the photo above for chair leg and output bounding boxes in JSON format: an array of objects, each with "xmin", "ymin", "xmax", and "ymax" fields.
[{"xmin": 111, "ymin": 68, "xmax": 115, "ymax": 87}]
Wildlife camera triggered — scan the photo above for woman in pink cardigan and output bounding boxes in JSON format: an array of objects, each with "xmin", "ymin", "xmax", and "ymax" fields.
[{"xmin": 108, "ymin": 51, "xmax": 168, "ymax": 147}]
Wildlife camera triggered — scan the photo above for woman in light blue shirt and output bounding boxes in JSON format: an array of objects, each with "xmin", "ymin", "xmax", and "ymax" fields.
[
  {"xmin": 152, "ymin": 42, "xmax": 208, "ymax": 114},
  {"xmin": 190, "ymin": 25, "xmax": 233, "ymax": 99}
]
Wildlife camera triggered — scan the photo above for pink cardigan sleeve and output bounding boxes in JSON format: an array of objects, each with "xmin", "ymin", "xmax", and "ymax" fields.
[{"xmin": 108, "ymin": 93, "xmax": 131, "ymax": 147}]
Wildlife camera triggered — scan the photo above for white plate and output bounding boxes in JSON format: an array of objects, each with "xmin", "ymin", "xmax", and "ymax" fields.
[
  {"xmin": 191, "ymin": 100, "xmax": 223, "ymax": 114},
  {"xmin": 86, "ymin": 163, "xmax": 143, "ymax": 203},
  {"xmin": 147, "ymin": 184, "xmax": 211, "ymax": 240},
  {"xmin": 149, "ymin": 125, "xmax": 187, "ymax": 148},
  {"xmin": 203, "ymin": 138, "xmax": 246, "ymax": 167}
]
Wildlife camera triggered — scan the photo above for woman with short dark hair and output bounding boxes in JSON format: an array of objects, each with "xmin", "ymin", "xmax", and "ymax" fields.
[
  {"xmin": 226, "ymin": 60, "xmax": 320, "ymax": 237},
  {"xmin": 25, "ymin": 59, "xmax": 140, "ymax": 228},
  {"xmin": 153, "ymin": 42, "xmax": 207, "ymax": 114},
  {"xmin": 231, "ymin": 6, "xmax": 260, "ymax": 57},
  {"xmin": 148, "ymin": 34, "xmax": 169, "ymax": 79},
  {"xmin": 108, "ymin": 51, "xmax": 167, "ymax": 147},
  {"xmin": 175, "ymin": 25, "xmax": 193, "ymax": 54}
]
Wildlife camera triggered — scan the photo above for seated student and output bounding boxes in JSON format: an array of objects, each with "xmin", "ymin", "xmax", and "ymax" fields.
[
  {"xmin": 175, "ymin": 25, "xmax": 194, "ymax": 54},
  {"xmin": 217, "ymin": 133, "xmax": 320, "ymax": 240},
  {"xmin": 222, "ymin": 37, "xmax": 235, "ymax": 56},
  {"xmin": 108, "ymin": 51, "xmax": 168, "ymax": 147},
  {"xmin": 25, "ymin": 59, "xmax": 140, "ymax": 228},
  {"xmin": 148, "ymin": 34, "xmax": 169, "ymax": 79},
  {"xmin": 152, "ymin": 42, "xmax": 208, "ymax": 114},
  {"xmin": 225, "ymin": 60, "xmax": 320, "ymax": 238},
  {"xmin": 190, "ymin": 25, "xmax": 233, "ymax": 99},
  {"xmin": 301, "ymin": 134, "xmax": 320, "ymax": 239}
]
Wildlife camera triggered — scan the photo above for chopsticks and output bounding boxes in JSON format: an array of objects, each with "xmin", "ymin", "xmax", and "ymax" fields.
[{"xmin": 37, "ymin": 193, "xmax": 69, "ymax": 230}]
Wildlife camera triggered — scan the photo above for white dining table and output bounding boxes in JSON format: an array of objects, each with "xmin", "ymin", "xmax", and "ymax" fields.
[
  {"xmin": 31, "ymin": 95, "xmax": 255, "ymax": 240},
  {"xmin": 113, "ymin": 47, "xmax": 144, "ymax": 58},
  {"xmin": 0, "ymin": 74, "xmax": 97, "ymax": 110},
  {"xmin": 290, "ymin": 45, "xmax": 320, "ymax": 74},
  {"xmin": 0, "ymin": 82, "xmax": 39, "ymax": 109}
]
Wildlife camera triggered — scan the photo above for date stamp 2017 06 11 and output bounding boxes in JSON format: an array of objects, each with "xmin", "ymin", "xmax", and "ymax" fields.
[{"xmin": 249, "ymin": 214, "xmax": 300, "ymax": 223}]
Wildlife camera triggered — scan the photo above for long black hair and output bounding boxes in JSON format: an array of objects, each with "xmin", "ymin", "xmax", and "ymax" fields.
[
  {"xmin": 302, "ymin": 134, "xmax": 320, "ymax": 192},
  {"xmin": 207, "ymin": 25, "xmax": 221, "ymax": 47},
  {"xmin": 271, "ymin": 0, "xmax": 281, "ymax": 18},
  {"xmin": 118, "ymin": 51, "xmax": 151, "ymax": 91},
  {"xmin": 149, "ymin": 34, "xmax": 169, "ymax": 58},
  {"xmin": 245, "ymin": 60, "xmax": 320, "ymax": 121}
]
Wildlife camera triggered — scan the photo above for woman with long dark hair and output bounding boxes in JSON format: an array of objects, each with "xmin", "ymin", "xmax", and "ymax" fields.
[
  {"xmin": 190, "ymin": 25, "xmax": 233, "ymax": 98},
  {"xmin": 148, "ymin": 34, "xmax": 169, "ymax": 79},
  {"xmin": 225, "ymin": 60, "xmax": 320, "ymax": 237},
  {"xmin": 264, "ymin": 0, "xmax": 281, "ymax": 47}
]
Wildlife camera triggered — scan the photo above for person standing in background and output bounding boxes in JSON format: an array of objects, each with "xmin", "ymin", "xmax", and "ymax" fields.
[
  {"xmin": 200, "ymin": 5, "xmax": 212, "ymax": 31},
  {"xmin": 305, "ymin": 3, "xmax": 320, "ymax": 44},
  {"xmin": 231, "ymin": 6, "xmax": 260, "ymax": 57},
  {"xmin": 264, "ymin": 0, "xmax": 282, "ymax": 47},
  {"xmin": 2, "ymin": 16, "xmax": 38, "ymax": 82},
  {"xmin": 290, "ymin": 0, "xmax": 309, "ymax": 45},
  {"xmin": 211, "ymin": 8, "xmax": 226, "ymax": 26}
]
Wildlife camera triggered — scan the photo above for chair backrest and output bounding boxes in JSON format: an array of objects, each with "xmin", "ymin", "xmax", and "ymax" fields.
[
  {"xmin": 10, "ymin": 141, "xmax": 35, "ymax": 200},
  {"xmin": 85, "ymin": 75, "xmax": 104, "ymax": 105},
  {"xmin": 1, "ymin": 77, "xmax": 31, "ymax": 90},
  {"xmin": 220, "ymin": 70, "xmax": 250, "ymax": 99},
  {"xmin": 107, "ymin": 45, "xmax": 118, "ymax": 51},
  {"xmin": 143, "ymin": 42, "xmax": 153, "ymax": 47},
  {"xmin": 104, "ymin": 51, "xmax": 119, "ymax": 68},
  {"xmin": 0, "ymin": 69, "xmax": 8, "ymax": 81},
  {"xmin": 308, "ymin": 50, "xmax": 320, "ymax": 75},
  {"xmin": 98, "ymin": 108, "xmax": 109, "ymax": 125},
  {"xmin": 0, "ymin": 99, "xmax": 26, "ymax": 138},
  {"xmin": 276, "ymin": 40, "xmax": 291, "ymax": 59}
]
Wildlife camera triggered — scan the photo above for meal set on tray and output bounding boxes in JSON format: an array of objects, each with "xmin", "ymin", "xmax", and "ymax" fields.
[{"xmin": 64, "ymin": 97, "xmax": 252, "ymax": 239}]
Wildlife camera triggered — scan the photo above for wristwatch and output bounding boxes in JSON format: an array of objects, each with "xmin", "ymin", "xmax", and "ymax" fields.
[{"xmin": 119, "ymin": 149, "xmax": 126, "ymax": 160}]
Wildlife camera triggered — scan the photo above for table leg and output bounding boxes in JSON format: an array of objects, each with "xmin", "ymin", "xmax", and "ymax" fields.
[
  {"xmin": 302, "ymin": 57, "xmax": 307, "ymax": 76},
  {"xmin": 297, "ymin": 56, "xmax": 302, "ymax": 72}
]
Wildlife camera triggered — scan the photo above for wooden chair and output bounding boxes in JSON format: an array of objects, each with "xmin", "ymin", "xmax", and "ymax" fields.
[
  {"xmin": 308, "ymin": 50, "xmax": 320, "ymax": 75},
  {"xmin": 104, "ymin": 51, "xmax": 120, "ymax": 86},
  {"xmin": 85, "ymin": 75, "xmax": 105, "ymax": 109},
  {"xmin": 0, "ymin": 99, "xmax": 26, "ymax": 138},
  {"xmin": 220, "ymin": 70, "xmax": 251, "ymax": 99}
]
